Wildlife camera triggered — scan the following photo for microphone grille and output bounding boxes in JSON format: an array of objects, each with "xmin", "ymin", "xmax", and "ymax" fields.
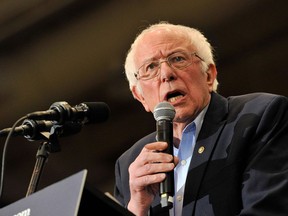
[
  {"xmin": 84, "ymin": 102, "xmax": 111, "ymax": 123},
  {"xmin": 153, "ymin": 101, "xmax": 175, "ymax": 121}
]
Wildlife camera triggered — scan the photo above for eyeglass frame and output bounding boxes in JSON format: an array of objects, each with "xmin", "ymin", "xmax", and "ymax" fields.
[{"xmin": 134, "ymin": 51, "xmax": 205, "ymax": 80}]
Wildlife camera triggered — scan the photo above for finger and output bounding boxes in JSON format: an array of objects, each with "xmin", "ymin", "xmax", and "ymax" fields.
[
  {"xmin": 130, "ymin": 173, "xmax": 167, "ymax": 188},
  {"xmin": 134, "ymin": 149, "xmax": 174, "ymax": 168},
  {"xmin": 134, "ymin": 161, "xmax": 175, "ymax": 176},
  {"xmin": 144, "ymin": 141, "xmax": 169, "ymax": 152}
]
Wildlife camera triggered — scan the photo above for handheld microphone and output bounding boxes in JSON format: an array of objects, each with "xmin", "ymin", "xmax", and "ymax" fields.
[
  {"xmin": 153, "ymin": 101, "xmax": 175, "ymax": 209},
  {"xmin": 26, "ymin": 101, "xmax": 110, "ymax": 124}
]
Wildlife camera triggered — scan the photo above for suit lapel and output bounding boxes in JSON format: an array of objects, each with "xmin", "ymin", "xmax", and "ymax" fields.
[{"xmin": 182, "ymin": 92, "xmax": 228, "ymax": 215}]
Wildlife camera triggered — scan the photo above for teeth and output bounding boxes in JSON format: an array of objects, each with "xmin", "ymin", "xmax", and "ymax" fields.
[{"xmin": 168, "ymin": 95, "xmax": 183, "ymax": 103}]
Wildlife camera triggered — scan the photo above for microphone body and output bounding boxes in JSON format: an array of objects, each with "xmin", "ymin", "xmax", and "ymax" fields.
[
  {"xmin": 153, "ymin": 101, "xmax": 176, "ymax": 209},
  {"xmin": 0, "ymin": 119, "xmax": 53, "ymax": 139},
  {"xmin": 0, "ymin": 119, "xmax": 83, "ymax": 141},
  {"xmin": 0, "ymin": 101, "xmax": 110, "ymax": 140},
  {"xmin": 26, "ymin": 101, "xmax": 110, "ymax": 124}
]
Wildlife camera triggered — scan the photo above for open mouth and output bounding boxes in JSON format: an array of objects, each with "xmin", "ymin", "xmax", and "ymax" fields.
[{"xmin": 166, "ymin": 91, "xmax": 184, "ymax": 103}]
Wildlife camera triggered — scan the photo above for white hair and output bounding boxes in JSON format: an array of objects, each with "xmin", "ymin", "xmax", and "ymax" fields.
[{"xmin": 124, "ymin": 21, "xmax": 219, "ymax": 92}]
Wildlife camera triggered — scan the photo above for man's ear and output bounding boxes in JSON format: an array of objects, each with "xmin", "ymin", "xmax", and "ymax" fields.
[
  {"xmin": 131, "ymin": 86, "xmax": 151, "ymax": 112},
  {"xmin": 206, "ymin": 64, "xmax": 218, "ymax": 92}
]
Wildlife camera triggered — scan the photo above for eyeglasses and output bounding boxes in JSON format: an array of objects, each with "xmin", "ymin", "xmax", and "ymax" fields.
[{"xmin": 134, "ymin": 51, "xmax": 204, "ymax": 80}]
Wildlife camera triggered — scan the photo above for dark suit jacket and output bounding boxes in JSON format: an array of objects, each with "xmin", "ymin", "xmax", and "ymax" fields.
[{"xmin": 114, "ymin": 92, "xmax": 288, "ymax": 216}]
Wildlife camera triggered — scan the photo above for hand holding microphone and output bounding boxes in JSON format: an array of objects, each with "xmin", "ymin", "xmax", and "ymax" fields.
[{"xmin": 153, "ymin": 101, "xmax": 175, "ymax": 209}]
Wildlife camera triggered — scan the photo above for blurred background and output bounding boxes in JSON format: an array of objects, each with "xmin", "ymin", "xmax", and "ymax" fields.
[{"xmin": 0, "ymin": 0, "xmax": 287, "ymax": 207}]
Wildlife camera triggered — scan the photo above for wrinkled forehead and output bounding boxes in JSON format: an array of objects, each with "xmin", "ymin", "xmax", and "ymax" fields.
[{"xmin": 134, "ymin": 28, "xmax": 193, "ymax": 62}]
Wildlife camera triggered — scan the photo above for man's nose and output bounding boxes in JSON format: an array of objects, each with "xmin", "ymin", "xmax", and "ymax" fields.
[{"xmin": 159, "ymin": 60, "xmax": 176, "ymax": 82}]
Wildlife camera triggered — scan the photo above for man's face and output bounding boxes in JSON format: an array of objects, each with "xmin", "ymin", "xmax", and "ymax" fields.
[{"xmin": 132, "ymin": 28, "xmax": 217, "ymax": 124}]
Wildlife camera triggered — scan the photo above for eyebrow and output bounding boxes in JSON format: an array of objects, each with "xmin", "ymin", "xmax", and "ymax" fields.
[{"xmin": 141, "ymin": 50, "xmax": 189, "ymax": 63}]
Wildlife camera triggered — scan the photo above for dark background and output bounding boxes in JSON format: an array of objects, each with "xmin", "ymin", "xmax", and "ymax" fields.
[{"xmin": 0, "ymin": 0, "xmax": 287, "ymax": 207}]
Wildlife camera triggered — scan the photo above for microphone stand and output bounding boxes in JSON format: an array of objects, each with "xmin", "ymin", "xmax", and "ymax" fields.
[{"xmin": 25, "ymin": 125, "xmax": 62, "ymax": 197}]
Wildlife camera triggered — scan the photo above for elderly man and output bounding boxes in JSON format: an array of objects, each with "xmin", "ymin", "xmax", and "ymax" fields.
[{"xmin": 114, "ymin": 22, "xmax": 288, "ymax": 216}]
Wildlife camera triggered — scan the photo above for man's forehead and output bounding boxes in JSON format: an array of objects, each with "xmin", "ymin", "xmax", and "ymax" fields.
[{"xmin": 135, "ymin": 34, "xmax": 192, "ymax": 59}]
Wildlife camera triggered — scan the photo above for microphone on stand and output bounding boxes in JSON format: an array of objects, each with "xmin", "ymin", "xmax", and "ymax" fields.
[
  {"xmin": 0, "ymin": 119, "xmax": 54, "ymax": 139},
  {"xmin": 153, "ymin": 101, "xmax": 176, "ymax": 209},
  {"xmin": 0, "ymin": 101, "xmax": 110, "ymax": 140},
  {"xmin": 26, "ymin": 101, "xmax": 110, "ymax": 124},
  {"xmin": 0, "ymin": 119, "xmax": 83, "ymax": 141}
]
